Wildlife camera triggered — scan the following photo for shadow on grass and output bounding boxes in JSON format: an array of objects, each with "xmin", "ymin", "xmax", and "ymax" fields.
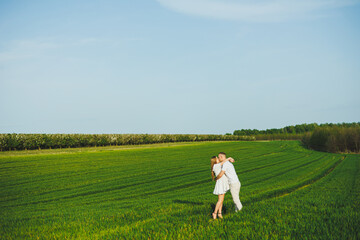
[{"xmin": 210, "ymin": 203, "xmax": 228, "ymax": 215}]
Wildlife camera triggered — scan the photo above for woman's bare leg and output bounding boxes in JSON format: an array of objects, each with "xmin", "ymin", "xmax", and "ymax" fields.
[
  {"xmin": 213, "ymin": 194, "xmax": 225, "ymax": 219},
  {"xmin": 218, "ymin": 196, "xmax": 225, "ymax": 218},
  {"xmin": 219, "ymin": 199, "xmax": 224, "ymax": 214}
]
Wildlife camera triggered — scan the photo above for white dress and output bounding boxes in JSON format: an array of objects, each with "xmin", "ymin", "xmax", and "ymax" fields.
[{"xmin": 213, "ymin": 163, "xmax": 230, "ymax": 195}]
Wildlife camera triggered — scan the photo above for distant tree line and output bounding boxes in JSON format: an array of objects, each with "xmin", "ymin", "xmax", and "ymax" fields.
[
  {"xmin": 252, "ymin": 133, "xmax": 305, "ymax": 141},
  {"xmin": 233, "ymin": 122, "xmax": 359, "ymax": 136},
  {"xmin": 302, "ymin": 125, "xmax": 360, "ymax": 153},
  {"xmin": 232, "ymin": 122, "xmax": 360, "ymax": 143},
  {"xmin": 232, "ymin": 122, "xmax": 360, "ymax": 153},
  {"xmin": 0, "ymin": 134, "xmax": 255, "ymax": 151},
  {"xmin": 2, "ymin": 122, "xmax": 358, "ymax": 152}
]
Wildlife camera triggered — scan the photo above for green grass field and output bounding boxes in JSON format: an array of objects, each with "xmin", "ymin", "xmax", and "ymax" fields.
[{"xmin": 0, "ymin": 141, "xmax": 359, "ymax": 239}]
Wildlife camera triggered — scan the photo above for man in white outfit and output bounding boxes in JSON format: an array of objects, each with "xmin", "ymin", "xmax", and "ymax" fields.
[{"xmin": 216, "ymin": 152, "xmax": 243, "ymax": 212}]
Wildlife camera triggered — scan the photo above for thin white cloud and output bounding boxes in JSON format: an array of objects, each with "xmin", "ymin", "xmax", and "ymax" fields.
[
  {"xmin": 0, "ymin": 39, "xmax": 59, "ymax": 63},
  {"xmin": 156, "ymin": 0, "xmax": 359, "ymax": 22}
]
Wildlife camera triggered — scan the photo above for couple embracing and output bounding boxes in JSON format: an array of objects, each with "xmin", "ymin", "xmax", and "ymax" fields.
[{"xmin": 211, "ymin": 152, "xmax": 242, "ymax": 219}]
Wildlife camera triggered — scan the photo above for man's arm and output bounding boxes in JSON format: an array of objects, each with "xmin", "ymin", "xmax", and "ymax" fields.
[
  {"xmin": 216, "ymin": 170, "xmax": 225, "ymax": 180},
  {"xmin": 220, "ymin": 157, "xmax": 234, "ymax": 166}
]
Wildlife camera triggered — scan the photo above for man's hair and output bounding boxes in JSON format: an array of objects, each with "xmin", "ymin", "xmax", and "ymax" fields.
[{"xmin": 218, "ymin": 152, "xmax": 226, "ymax": 156}]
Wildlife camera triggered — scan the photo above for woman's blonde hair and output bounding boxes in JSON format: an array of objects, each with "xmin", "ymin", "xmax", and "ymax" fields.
[{"xmin": 211, "ymin": 156, "xmax": 217, "ymax": 181}]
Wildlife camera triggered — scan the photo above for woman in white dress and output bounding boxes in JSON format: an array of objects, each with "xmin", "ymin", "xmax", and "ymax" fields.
[{"xmin": 211, "ymin": 156, "xmax": 234, "ymax": 219}]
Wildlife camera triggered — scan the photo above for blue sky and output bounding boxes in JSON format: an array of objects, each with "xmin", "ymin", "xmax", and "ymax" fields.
[{"xmin": 0, "ymin": 0, "xmax": 359, "ymax": 134}]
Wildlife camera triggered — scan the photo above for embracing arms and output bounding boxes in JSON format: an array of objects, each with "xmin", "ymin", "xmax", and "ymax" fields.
[
  {"xmin": 216, "ymin": 157, "xmax": 235, "ymax": 180},
  {"xmin": 216, "ymin": 170, "xmax": 226, "ymax": 180},
  {"xmin": 220, "ymin": 157, "xmax": 234, "ymax": 166}
]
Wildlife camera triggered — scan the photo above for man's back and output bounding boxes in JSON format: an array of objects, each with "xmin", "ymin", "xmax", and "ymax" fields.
[{"xmin": 222, "ymin": 161, "xmax": 240, "ymax": 184}]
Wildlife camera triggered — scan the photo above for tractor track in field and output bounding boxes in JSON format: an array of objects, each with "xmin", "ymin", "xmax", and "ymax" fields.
[
  {"xmin": 248, "ymin": 155, "xmax": 347, "ymax": 203},
  {"xmin": 276, "ymin": 155, "xmax": 347, "ymax": 198},
  {"xmin": 5, "ymin": 169, "xmax": 207, "ymax": 207},
  {"xmin": 239, "ymin": 153, "xmax": 311, "ymax": 175},
  {"xmin": 1, "ymin": 164, "xmax": 187, "ymax": 189},
  {"xmin": 116, "ymin": 179, "xmax": 212, "ymax": 201},
  {"xmin": 245, "ymin": 155, "xmax": 328, "ymax": 187}
]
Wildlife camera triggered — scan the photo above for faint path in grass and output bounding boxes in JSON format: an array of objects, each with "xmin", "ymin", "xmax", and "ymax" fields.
[
  {"xmin": 247, "ymin": 155, "xmax": 347, "ymax": 203},
  {"xmin": 239, "ymin": 153, "xmax": 311, "ymax": 175},
  {"xmin": 0, "ymin": 141, "xmax": 245, "ymax": 157},
  {"xmin": 276, "ymin": 155, "xmax": 347, "ymax": 198},
  {"xmin": 5, "ymin": 169, "xmax": 207, "ymax": 207},
  {"xmin": 245, "ymin": 155, "xmax": 327, "ymax": 187}
]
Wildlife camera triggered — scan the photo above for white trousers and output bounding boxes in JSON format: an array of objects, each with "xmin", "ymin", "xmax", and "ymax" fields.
[{"xmin": 229, "ymin": 182, "xmax": 243, "ymax": 212}]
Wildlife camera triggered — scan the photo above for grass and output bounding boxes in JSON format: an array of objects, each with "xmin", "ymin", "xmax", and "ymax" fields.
[{"xmin": 0, "ymin": 141, "xmax": 359, "ymax": 239}]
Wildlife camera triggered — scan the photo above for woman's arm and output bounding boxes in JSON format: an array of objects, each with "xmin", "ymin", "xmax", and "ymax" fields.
[
  {"xmin": 216, "ymin": 170, "xmax": 225, "ymax": 180},
  {"xmin": 220, "ymin": 157, "xmax": 235, "ymax": 166}
]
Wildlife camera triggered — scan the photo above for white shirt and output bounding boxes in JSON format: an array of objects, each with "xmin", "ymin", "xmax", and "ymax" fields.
[{"xmin": 222, "ymin": 161, "xmax": 240, "ymax": 184}]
